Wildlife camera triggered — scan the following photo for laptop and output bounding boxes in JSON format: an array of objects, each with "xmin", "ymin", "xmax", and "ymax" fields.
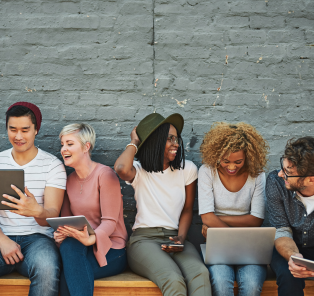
[
  {"xmin": 0, "ymin": 169, "xmax": 24, "ymax": 210},
  {"xmin": 201, "ymin": 227, "xmax": 276, "ymax": 265}
]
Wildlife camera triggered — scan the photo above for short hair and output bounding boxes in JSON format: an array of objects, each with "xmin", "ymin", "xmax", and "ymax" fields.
[
  {"xmin": 136, "ymin": 123, "xmax": 185, "ymax": 173},
  {"xmin": 59, "ymin": 123, "xmax": 96, "ymax": 156},
  {"xmin": 283, "ymin": 136, "xmax": 314, "ymax": 176},
  {"xmin": 6, "ymin": 105, "xmax": 37, "ymax": 130},
  {"xmin": 200, "ymin": 122, "xmax": 269, "ymax": 178}
]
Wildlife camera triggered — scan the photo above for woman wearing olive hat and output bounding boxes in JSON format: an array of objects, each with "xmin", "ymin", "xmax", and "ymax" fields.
[{"xmin": 114, "ymin": 113, "xmax": 211, "ymax": 296}]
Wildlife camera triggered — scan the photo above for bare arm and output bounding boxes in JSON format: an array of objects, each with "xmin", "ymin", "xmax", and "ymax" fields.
[
  {"xmin": 114, "ymin": 127, "xmax": 140, "ymax": 182},
  {"xmin": 201, "ymin": 212, "xmax": 229, "ymax": 228},
  {"xmin": 219, "ymin": 214, "xmax": 263, "ymax": 227},
  {"xmin": 162, "ymin": 180, "xmax": 197, "ymax": 253},
  {"xmin": 275, "ymin": 237, "xmax": 314, "ymax": 278},
  {"xmin": 2, "ymin": 186, "xmax": 64, "ymax": 226}
]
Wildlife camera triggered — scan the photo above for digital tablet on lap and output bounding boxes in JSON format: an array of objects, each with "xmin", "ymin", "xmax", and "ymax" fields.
[
  {"xmin": 46, "ymin": 215, "xmax": 95, "ymax": 235},
  {"xmin": 0, "ymin": 169, "xmax": 24, "ymax": 210}
]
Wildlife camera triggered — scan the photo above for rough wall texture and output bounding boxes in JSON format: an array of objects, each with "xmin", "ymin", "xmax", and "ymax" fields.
[{"xmin": 0, "ymin": 0, "xmax": 313, "ymax": 246}]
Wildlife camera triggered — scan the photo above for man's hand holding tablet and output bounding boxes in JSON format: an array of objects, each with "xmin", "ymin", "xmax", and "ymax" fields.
[{"xmin": 289, "ymin": 253, "xmax": 314, "ymax": 278}]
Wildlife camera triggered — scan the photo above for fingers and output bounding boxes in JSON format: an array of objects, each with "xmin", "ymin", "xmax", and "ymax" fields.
[
  {"xmin": 11, "ymin": 185, "xmax": 26, "ymax": 198},
  {"xmin": 1, "ymin": 195, "xmax": 19, "ymax": 208}
]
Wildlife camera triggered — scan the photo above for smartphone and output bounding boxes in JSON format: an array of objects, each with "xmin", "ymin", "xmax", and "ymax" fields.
[{"xmin": 162, "ymin": 244, "xmax": 184, "ymax": 248}]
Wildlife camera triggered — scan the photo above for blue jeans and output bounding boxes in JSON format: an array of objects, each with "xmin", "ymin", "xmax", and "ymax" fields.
[
  {"xmin": 59, "ymin": 238, "xmax": 127, "ymax": 296},
  {"xmin": 0, "ymin": 233, "xmax": 61, "ymax": 296},
  {"xmin": 270, "ymin": 246, "xmax": 314, "ymax": 296},
  {"xmin": 207, "ymin": 264, "xmax": 267, "ymax": 296}
]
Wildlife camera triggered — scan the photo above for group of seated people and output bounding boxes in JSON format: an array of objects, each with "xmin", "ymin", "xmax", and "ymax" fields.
[{"xmin": 0, "ymin": 101, "xmax": 313, "ymax": 296}]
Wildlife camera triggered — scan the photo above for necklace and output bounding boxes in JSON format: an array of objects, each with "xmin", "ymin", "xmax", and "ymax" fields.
[{"xmin": 78, "ymin": 163, "xmax": 94, "ymax": 194}]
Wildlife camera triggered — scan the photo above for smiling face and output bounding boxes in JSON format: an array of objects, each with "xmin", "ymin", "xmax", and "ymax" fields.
[
  {"xmin": 7, "ymin": 116, "xmax": 37, "ymax": 154},
  {"xmin": 219, "ymin": 150, "xmax": 246, "ymax": 176},
  {"xmin": 60, "ymin": 132, "xmax": 89, "ymax": 168},
  {"xmin": 163, "ymin": 124, "xmax": 179, "ymax": 167},
  {"xmin": 278, "ymin": 158, "xmax": 306, "ymax": 191}
]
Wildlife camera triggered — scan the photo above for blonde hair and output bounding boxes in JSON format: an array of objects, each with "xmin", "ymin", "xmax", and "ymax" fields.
[
  {"xmin": 59, "ymin": 123, "xmax": 96, "ymax": 156},
  {"xmin": 200, "ymin": 122, "xmax": 269, "ymax": 178}
]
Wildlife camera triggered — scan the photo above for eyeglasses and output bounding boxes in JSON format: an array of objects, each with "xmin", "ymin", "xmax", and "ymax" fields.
[
  {"xmin": 167, "ymin": 135, "xmax": 182, "ymax": 146},
  {"xmin": 280, "ymin": 157, "xmax": 310, "ymax": 181}
]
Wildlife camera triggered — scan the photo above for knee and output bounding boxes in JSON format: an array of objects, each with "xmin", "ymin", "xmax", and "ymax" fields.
[
  {"xmin": 60, "ymin": 238, "xmax": 84, "ymax": 255},
  {"xmin": 162, "ymin": 272, "xmax": 186, "ymax": 293},
  {"xmin": 29, "ymin": 253, "xmax": 61, "ymax": 281}
]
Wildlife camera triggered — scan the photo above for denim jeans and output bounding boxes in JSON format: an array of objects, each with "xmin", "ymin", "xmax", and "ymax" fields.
[
  {"xmin": 270, "ymin": 246, "xmax": 314, "ymax": 296},
  {"xmin": 207, "ymin": 264, "xmax": 267, "ymax": 296},
  {"xmin": 59, "ymin": 237, "xmax": 127, "ymax": 296},
  {"xmin": 0, "ymin": 233, "xmax": 61, "ymax": 296}
]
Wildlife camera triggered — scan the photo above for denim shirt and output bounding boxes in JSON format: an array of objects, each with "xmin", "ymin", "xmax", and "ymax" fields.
[{"xmin": 266, "ymin": 170, "xmax": 314, "ymax": 248}]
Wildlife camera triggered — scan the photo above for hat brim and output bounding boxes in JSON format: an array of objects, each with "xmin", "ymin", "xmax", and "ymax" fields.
[{"xmin": 136, "ymin": 113, "xmax": 184, "ymax": 154}]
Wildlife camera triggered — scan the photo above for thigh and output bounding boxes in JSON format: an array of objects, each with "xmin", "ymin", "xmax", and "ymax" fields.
[
  {"xmin": 235, "ymin": 264, "xmax": 266, "ymax": 296},
  {"xmin": 127, "ymin": 238, "xmax": 183, "ymax": 279},
  {"xmin": 17, "ymin": 234, "xmax": 61, "ymax": 278},
  {"xmin": 208, "ymin": 264, "xmax": 235, "ymax": 283},
  {"xmin": 87, "ymin": 247, "xmax": 127, "ymax": 280}
]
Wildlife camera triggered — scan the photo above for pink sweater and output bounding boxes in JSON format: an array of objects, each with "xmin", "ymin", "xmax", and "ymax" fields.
[{"xmin": 61, "ymin": 163, "xmax": 128, "ymax": 267}]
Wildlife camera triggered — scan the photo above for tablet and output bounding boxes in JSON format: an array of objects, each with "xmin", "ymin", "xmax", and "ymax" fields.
[
  {"xmin": 46, "ymin": 215, "xmax": 95, "ymax": 235},
  {"xmin": 0, "ymin": 169, "xmax": 24, "ymax": 210},
  {"xmin": 291, "ymin": 256, "xmax": 314, "ymax": 271}
]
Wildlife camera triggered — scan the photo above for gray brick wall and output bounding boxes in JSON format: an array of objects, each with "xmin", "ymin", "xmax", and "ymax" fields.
[{"xmin": 1, "ymin": 0, "xmax": 313, "ymax": 246}]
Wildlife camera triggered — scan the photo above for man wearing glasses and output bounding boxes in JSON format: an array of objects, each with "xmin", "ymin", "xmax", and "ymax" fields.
[{"xmin": 266, "ymin": 136, "xmax": 314, "ymax": 296}]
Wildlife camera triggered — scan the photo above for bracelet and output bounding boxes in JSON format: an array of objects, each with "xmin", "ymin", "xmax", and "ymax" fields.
[{"xmin": 126, "ymin": 143, "xmax": 138, "ymax": 154}]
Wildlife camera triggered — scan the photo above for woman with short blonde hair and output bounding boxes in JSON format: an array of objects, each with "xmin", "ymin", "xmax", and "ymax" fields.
[{"xmin": 55, "ymin": 123, "xmax": 128, "ymax": 296}]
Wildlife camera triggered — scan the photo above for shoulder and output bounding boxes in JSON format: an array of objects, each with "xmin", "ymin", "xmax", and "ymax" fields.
[
  {"xmin": 0, "ymin": 149, "xmax": 12, "ymax": 161},
  {"xmin": 37, "ymin": 148, "xmax": 63, "ymax": 166},
  {"xmin": 183, "ymin": 160, "xmax": 197, "ymax": 172},
  {"xmin": 97, "ymin": 163, "xmax": 119, "ymax": 181},
  {"xmin": 255, "ymin": 172, "xmax": 266, "ymax": 183},
  {"xmin": 266, "ymin": 170, "xmax": 281, "ymax": 185},
  {"xmin": 199, "ymin": 164, "xmax": 213, "ymax": 175}
]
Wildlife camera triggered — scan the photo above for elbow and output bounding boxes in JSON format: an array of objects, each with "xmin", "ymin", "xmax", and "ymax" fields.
[
  {"xmin": 114, "ymin": 163, "xmax": 128, "ymax": 179},
  {"xmin": 251, "ymin": 217, "xmax": 264, "ymax": 227}
]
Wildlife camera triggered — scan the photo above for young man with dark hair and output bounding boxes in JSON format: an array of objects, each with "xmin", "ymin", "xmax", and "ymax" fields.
[
  {"xmin": 0, "ymin": 102, "xmax": 66, "ymax": 296},
  {"xmin": 266, "ymin": 136, "xmax": 314, "ymax": 296}
]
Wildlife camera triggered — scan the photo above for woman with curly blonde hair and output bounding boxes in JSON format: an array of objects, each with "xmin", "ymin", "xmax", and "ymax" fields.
[{"xmin": 198, "ymin": 122, "xmax": 269, "ymax": 296}]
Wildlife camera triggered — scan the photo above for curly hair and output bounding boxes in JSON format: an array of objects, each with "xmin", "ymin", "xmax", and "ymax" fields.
[{"xmin": 200, "ymin": 122, "xmax": 269, "ymax": 178}]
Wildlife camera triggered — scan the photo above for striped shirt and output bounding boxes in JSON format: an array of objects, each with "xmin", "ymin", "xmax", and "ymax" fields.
[{"xmin": 0, "ymin": 148, "xmax": 67, "ymax": 237}]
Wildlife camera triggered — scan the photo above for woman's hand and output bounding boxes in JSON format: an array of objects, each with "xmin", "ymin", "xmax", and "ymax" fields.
[
  {"xmin": 202, "ymin": 224, "xmax": 209, "ymax": 238},
  {"xmin": 57, "ymin": 226, "xmax": 96, "ymax": 246},
  {"xmin": 161, "ymin": 236, "xmax": 184, "ymax": 253},
  {"xmin": 130, "ymin": 127, "xmax": 141, "ymax": 146},
  {"xmin": 54, "ymin": 231, "xmax": 67, "ymax": 245}
]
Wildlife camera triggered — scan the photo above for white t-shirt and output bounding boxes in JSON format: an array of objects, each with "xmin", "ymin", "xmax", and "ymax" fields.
[
  {"xmin": 297, "ymin": 192, "xmax": 314, "ymax": 215},
  {"xmin": 127, "ymin": 160, "xmax": 198, "ymax": 230},
  {"xmin": 0, "ymin": 148, "xmax": 67, "ymax": 237},
  {"xmin": 198, "ymin": 165, "xmax": 265, "ymax": 219}
]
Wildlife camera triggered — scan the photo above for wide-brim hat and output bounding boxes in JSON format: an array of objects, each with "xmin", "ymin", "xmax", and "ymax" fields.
[{"xmin": 136, "ymin": 113, "xmax": 184, "ymax": 153}]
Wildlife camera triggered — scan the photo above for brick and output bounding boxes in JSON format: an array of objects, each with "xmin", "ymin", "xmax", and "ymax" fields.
[
  {"xmin": 250, "ymin": 16, "xmax": 285, "ymax": 29},
  {"xmin": 61, "ymin": 15, "xmax": 100, "ymax": 29},
  {"xmin": 229, "ymin": 30, "xmax": 267, "ymax": 45}
]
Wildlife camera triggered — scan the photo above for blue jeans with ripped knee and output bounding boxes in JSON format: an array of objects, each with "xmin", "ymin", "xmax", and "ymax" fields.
[
  {"xmin": 0, "ymin": 233, "xmax": 61, "ymax": 296},
  {"xmin": 59, "ymin": 238, "xmax": 127, "ymax": 296}
]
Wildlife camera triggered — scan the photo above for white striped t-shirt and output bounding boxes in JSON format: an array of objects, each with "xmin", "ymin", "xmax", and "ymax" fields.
[{"xmin": 0, "ymin": 148, "xmax": 67, "ymax": 237}]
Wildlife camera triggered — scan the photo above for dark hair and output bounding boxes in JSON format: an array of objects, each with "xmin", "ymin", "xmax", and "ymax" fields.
[
  {"xmin": 6, "ymin": 105, "xmax": 37, "ymax": 130},
  {"xmin": 136, "ymin": 123, "xmax": 185, "ymax": 173},
  {"xmin": 284, "ymin": 136, "xmax": 314, "ymax": 176}
]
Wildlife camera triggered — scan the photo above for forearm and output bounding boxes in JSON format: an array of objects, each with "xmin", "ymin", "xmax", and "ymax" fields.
[
  {"xmin": 201, "ymin": 212, "xmax": 229, "ymax": 227},
  {"xmin": 114, "ymin": 144, "xmax": 137, "ymax": 180},
  {"xmin": 177, "ymin": 210, "xmax": 193, "ymax": 242},
  {"xmin": 34, "ymin": 207, "xmax": 61, "ymax": 226},
  {"xmin": 219, "ymin": 214, "xmax": 264, "ymax": 227},
  {"xmin": 275, "ymin": 237, "xmax": 300, "ymax": 261}
]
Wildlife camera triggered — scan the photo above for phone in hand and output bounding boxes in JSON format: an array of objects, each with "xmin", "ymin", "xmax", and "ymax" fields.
[
  {"xmin": 291, "ymin": 255, "xmax": 314, "ymax": 271},
  {"xmin": 163, "ymin": 243, "xmax": 184, "ymax": 248}
]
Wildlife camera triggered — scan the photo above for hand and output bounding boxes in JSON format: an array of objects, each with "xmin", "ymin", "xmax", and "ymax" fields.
[
  {"xmin": 2, "ymin": 185, "xmax": 43, "ymax": 218},
  {"xmin": 130, "ymin": 127, "xmax": 141, "ymax": 147},
  {"xmin": 57, "ymin": 226, "xmax": 96, "ymax": 246},
  {"xmin": 54, "ymin": 231, "xmax": 67, "ymax": 245},
  {"xmin": 0, "ymin": 236, "xmax": 24, "ymax": 265},
  {"xmin": 202, "ymin": 224, "xmax": 208, "ymax": 238},
  {"xmin": 288, "ymin": 253, "xmax": 314, "ymax": 278},
  {"xmin": 161, "ymin": 236, "xmax": 184, "ymax": 253}
]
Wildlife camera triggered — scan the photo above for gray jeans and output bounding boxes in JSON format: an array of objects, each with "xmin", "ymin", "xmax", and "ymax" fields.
[{"xmin": 127, "ymin": 227, "xmax": 211, "ymax": 296}]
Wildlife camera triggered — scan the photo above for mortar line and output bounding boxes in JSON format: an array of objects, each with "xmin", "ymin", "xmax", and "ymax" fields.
[{"xmin": 152, "ymin": 0, "xmax": 156, "ymax": 85}]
